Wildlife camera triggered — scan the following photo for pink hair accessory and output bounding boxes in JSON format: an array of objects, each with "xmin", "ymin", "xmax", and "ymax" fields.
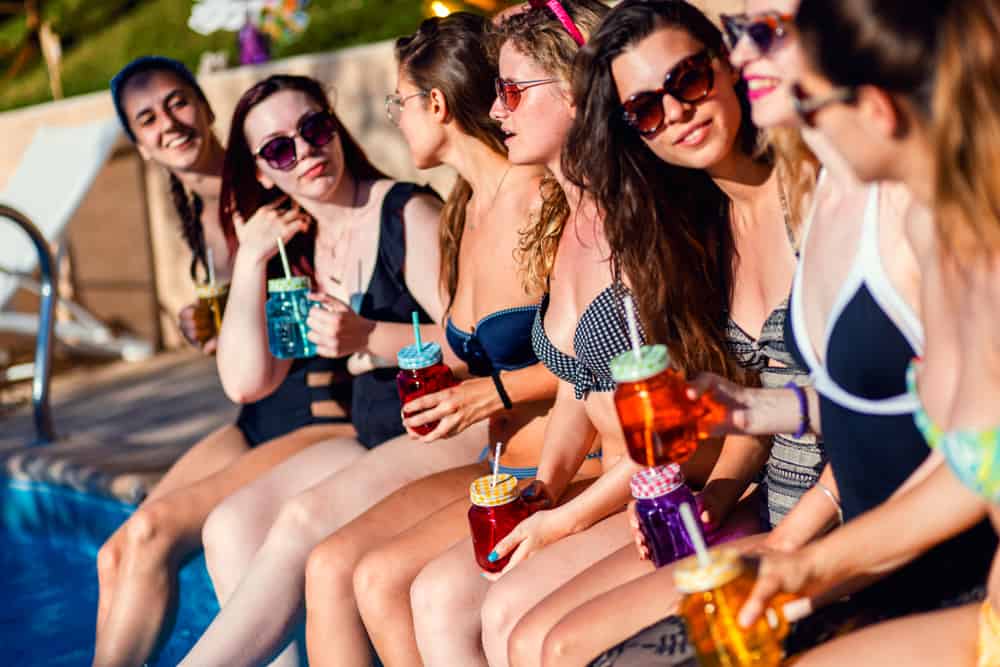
[{"xmin": 529, "ymin": 0, "xmax": 586, "ymax": 46}]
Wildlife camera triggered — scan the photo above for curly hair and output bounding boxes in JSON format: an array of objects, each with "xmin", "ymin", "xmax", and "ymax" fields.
[{"xmin": 491, "ymin": 0, "xmax": 609, "ymax": 293}]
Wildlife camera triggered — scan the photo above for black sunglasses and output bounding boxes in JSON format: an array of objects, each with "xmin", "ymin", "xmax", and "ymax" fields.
[
  {"xmin": 621, "ymin": 50, "xmax": 715, "ymax": 136},
  {"xmin": 255, "ymin": 110, "xmax": 338, "ymax": 171},
  {"xmin": 720, "ymin": 12, "xmax": 793, "ymax": 55},
  {"xmin": 791, "ymin": 82, "xmax": 857, "ymax": 127}
]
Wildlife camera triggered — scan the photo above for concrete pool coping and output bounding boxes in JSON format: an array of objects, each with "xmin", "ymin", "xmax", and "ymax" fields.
[{"xmin": 0, "ymin": 350, "xmax": 238, "ymax": 503}]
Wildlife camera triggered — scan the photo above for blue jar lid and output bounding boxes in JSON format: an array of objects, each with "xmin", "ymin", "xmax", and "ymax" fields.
[
  {"xmin": 397, "ymin": 341, "xmax": 443, "ymax": 370},
  {"xmin": 267, "ymin": 276, "xmax": 311, "ymax": 292}
]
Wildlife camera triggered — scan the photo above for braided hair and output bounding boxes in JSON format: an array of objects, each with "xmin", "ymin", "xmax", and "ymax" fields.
[{"xmin": 168, "ymin": 173, "xmax": 209, "ymax": 282}]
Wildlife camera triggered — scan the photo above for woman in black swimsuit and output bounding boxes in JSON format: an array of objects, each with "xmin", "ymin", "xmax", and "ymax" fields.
[{"xmin": 94, "ymin": 59, "xmax": 358, "ymax": 667}]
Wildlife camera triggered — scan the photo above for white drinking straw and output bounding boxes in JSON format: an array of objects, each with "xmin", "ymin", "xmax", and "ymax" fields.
[
  {"xmin": 491, "ymin": 441, "xmax": 503, "ymax": 488},
  {"xmin": 276, "ymin": 237, "xmax": 292, "ymax": 279},
  {"xmin": 623, "ymin": 295, "xmax": 642, "ymax": 362},
  {"xmin": 206, "ymin": 247, "xmax": 216, "ymax": 286},
  {"xmin": 679, "ymin": 502, "xmax": 711, "ymax": 568}
]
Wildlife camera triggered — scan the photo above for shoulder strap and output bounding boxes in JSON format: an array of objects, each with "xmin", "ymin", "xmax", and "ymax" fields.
[{"xmin": 377, "ymin": 181, "xmax": 440, "ymax": 280}]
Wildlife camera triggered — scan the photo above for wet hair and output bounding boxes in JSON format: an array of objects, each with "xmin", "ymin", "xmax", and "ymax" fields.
[
  {"xmin": 395, "ymin": 12, "xmax": 506, "ymax": 305},
  {"xmin": 564, "ymin": 0, "xmax": 759, "ymax": 379},
  {"xmin": 932, "ymin": 1, "xmax": 1000, "ymax": 259},
  {"xmin": 111, "ymin": 56, "xmax": 216, "ymax": 282},
  {"xmin": 491, "ymin": 0, "xmax": 609, "ymax": 293},
  {"xmin": 795, "ymin": 0, "xmax": 951, "ymax": 119},
  {"xmin": 220, "ymin": 74, "xmax": 387, "ymax": 280}
]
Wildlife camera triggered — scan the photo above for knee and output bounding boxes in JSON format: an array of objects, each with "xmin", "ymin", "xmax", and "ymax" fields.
[
  {"xmin": 507, "ymin": 613, "xmax": 546, "ymax": 667},
  {"xmin": 305, "ymin": 532, "xmax": 359, "ymax": 604},
  {"xmin": 201, "ymin": 500, "xmax": 233, "ymax": 564},
  {"xmin": 121, "ymin": 501, "xmax": 178, "ymax": 559},
  {"xmin": 410, "ymin": 560, "xmax": 466, "ymax": 627},
  {"xmin": 481, "ymin": 585, "xmax": 520, "ymax": 645},
  {"xmin": 353, "ymin": 546, "xmax": 408, "ymax": 614},
  {"xmin": 96, "ymin": 540, "xmax": 121, "ymax": 581},
  {"xmin": 539, "ymin": 622, "xmax": 583, "ymax": 667}
]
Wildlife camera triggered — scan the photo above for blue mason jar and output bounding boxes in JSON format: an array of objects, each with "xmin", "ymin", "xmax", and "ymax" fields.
[{"xmin": 265, "ymin": 276, "xmax": 318, "ymax": 359}]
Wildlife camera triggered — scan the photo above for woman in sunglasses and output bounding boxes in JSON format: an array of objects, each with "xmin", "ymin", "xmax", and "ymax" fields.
[
  {"xmin": 94, "ymin": 60, "xmax": 360, "ymax": 667},
  {"xmin": 168, "ymin": 73, "xmax": 469, "ymax": 666},
  {"xmin": 296, "ymin": 13, "xmax": 595, "ymax": 667},
  {"xmin": 382, "ymin": 3, "xmax": 737, "ymax": 667},
  {"xmin": 530, "ymin": 0, "xmax": 992, "ymax": 663},
  {"xmin": 730, "ymin": 1, "xmax": 1000, "ymax": 665}
]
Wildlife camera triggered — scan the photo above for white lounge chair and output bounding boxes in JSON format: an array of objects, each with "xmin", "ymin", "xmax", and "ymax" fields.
[
  {"xmin": 1, "ymin": 118, "xmax": 155, "ymax": 443},
  {"xmin": 1, "ymin": 117, "xmax": 155, "ymax": 365}
]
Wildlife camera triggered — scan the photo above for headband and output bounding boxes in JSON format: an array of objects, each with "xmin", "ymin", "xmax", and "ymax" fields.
[{"xmin": 529, "ymin": 0, "xmax": 586, "ymax": 46}]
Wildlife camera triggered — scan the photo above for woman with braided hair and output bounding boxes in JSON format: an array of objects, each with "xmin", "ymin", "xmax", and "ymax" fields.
[{"xmin": 93, "ymin": 57, "xmax": 358, "ymax": 667}]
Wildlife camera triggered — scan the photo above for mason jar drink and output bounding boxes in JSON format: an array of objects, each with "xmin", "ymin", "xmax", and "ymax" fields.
[
  {"xmin": 630, "ymin": 464, "xmax": 699, "ymax": 568},
  {"xmin": 396, "ymin": 341, "xmax": 457, "ymax": 435},
  {"xmin": 610, "ymin": 345, "xmax": 723, "ymax": 467},
  {"xmin": 265, "ymin": 277, "xmax": 317, "ymax": 359},
  {"xmin": 193, "ymin": 283, "xmax": 229, "ymax": 343},
  {"xmin": 675, "ymin": 549, "xmax": 790, "ymax": 667},
  {"xmin": 468, "ymin": 473, "xmax": 532, "ymax": 573}
]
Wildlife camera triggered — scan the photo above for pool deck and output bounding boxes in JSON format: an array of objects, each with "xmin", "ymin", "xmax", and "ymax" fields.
[{"xmin": 0, "ymin": 350, "xmax": 238, "ymax": 504}]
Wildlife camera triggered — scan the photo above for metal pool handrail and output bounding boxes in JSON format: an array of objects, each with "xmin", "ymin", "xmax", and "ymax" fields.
[{"xmin": 1, "ymin": 204, "xmax": 56, "ymax": 445}]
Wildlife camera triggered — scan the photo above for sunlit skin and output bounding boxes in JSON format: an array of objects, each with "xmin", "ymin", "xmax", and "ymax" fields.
[
  {"xmin": 393, "ymin": 73, "xmax": 441, "ymax": 170},
  {"xmin": 121, "ymin": 70, "xmax": 222, "ymax": 175},
  {"xmin": 244, "ymin": 89, "xmax": 350, "ymax": 207},
  {"xmin": 490, "ymin": 42, "xmax": 574, "ymax": 175},
  {"xmin": 728, "ymin": 0, "xmax": 800, "ymax": 128},
  {"xmin": 611, "ymin": 27, "xmax": 743, "ymax": 176}
]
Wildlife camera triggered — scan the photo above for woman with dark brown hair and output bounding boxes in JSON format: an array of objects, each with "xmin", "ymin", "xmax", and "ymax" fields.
[
  {"xmin": 496, "ymin": 1, "xmax": 831, "ymax": 663},
  {"xmin": 176, "ymin": 13, "xmax": 582, "ymax": 665},
  {"xmin": 93, "ymin": 59, "xmax": 359, "ymax": 667}
]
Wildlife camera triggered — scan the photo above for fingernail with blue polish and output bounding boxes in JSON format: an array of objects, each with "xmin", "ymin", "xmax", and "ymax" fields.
[{"xmin": 487, "ymin": 550, "xmax": 499, "ymax": 563}]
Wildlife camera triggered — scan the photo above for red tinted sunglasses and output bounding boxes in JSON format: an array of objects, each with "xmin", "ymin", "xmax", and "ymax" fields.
[
  {"xmin": 720, "ymin": 12, "xmax": 793, "ymax": 55},
  {"xmin": 255, "ymin": 110, "xmax": 338, "ymax": 171},
  {"xmin": 621, "ymin": 50, "xmax": 715, "ymax": 136},
  {"xmin": 494, "ymin": 77, "xmax": 559, "ymax": 112}
]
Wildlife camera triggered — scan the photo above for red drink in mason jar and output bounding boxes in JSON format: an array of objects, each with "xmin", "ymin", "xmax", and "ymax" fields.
[
  {"xmin": 468, "ymin": 473, "xmax": 532, "ymax": 573},
  {"xmin": 610, "ymin": 345, "xmax": 724, "ymax": 468},
  {"xmin": 396, "ymin": 340, "xmax": 458, "ymax": 435}
]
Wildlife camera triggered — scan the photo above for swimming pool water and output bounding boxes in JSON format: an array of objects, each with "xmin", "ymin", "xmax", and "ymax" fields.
[{"xmin": 0, "ymin": 478, "xmax": 218, "ymax": 666}]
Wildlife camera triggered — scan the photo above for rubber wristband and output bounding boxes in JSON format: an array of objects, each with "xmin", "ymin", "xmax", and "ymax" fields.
[
  {"xmin": 784, "ymin": 381, "xmax": 810, "ymax": 439},
  {"xmin": 492, "ymin": 371, "xmax": 513, "ymax": 410}
]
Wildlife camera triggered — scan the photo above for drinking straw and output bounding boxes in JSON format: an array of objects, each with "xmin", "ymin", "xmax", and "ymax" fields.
[
  {"xmin": 276, "ymin": 237, "xmax": 292, "ymax": 279},
  {"xmin": 411, "ymin": 311, "xmax": 422, "ymax": 350},
  {"xmin": 679, "ymin": 502, "xmax": 711, "ymax": 568},
  {"xmin": 207, "ymin": 247, "xmax": 216, "ymax": 286},
  {"xmin": 357, "ymin": 259, "xmax": 363, "ymax": 293},
  {"xmin": 491, "ymin": 441, "xmax": 503, "ymax": 488},
  {"xmin": 623, "ymin": 295, "xmax": 642, "ymax": 362}
]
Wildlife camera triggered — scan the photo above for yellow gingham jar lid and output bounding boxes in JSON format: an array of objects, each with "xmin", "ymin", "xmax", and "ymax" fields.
[
  {"xmin": 469, "ymin": 473, "xmax": 519, "ymax": 507},
  {"xmin": 674, "ymin": 548, "xmax": 744, "ymax": 593}
]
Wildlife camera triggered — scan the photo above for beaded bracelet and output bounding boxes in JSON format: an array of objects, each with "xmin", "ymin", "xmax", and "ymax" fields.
[{"xmin": 784, "ymin": 381, "xmax": 810, "ymax": 439}]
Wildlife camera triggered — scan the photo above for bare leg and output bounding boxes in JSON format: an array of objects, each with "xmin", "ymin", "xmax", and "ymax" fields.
[
  {"xmin": 480, "ymin": 512, "xmax": 632, "ymax": 667},
  {"xmin": 91, "ymin": 423, "xmax": 342, "ymax": 667},
  {"xmin": 407, "ymin": 479, "xmax": 598, "ymax": 666},
  {"xmin": 539, "ymin": 532, "xmax": 768, "ymax": 667},
  {"xmin": 180, "ymin": 425, "xmax": 486, "ymax": 667},
  {"xmin": 790, "ymin": 603, "xmax": 978, "ymax": 667},
  {"xmin": 411, "ymin": 537, "xmax": 493, "ymax": 667},
  {"xmin": 95, "ymin": 425, "xmax": 249, "ymax": 637},
  {"xmin": 355, "ymin": 498, "xmax": 473, "ymax": 667},
  {"xmin": 513, "ymin": 546, "xmax": 653, "ymax": 667},
  {"xmin": 533, "ymin": 498, "xmax": 764, "ymax": 667},
  {"xmin": 303, "ymin": 460, "xmax": 486, "ymax": 667},
  {"xmin": 202, "ymin": 438, "xmax": 368, "ymax": 604}
]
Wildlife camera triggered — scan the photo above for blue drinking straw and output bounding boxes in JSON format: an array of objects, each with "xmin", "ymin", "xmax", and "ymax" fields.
[{"xmin": 411, "ymin": 311, "xmax": 422, "ymax": 351}]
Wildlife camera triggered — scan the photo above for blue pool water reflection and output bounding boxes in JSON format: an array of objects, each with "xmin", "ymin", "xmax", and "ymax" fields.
[{"xmin": 0, "ymin": 479, "xmax": 218, "ymax": 666}]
